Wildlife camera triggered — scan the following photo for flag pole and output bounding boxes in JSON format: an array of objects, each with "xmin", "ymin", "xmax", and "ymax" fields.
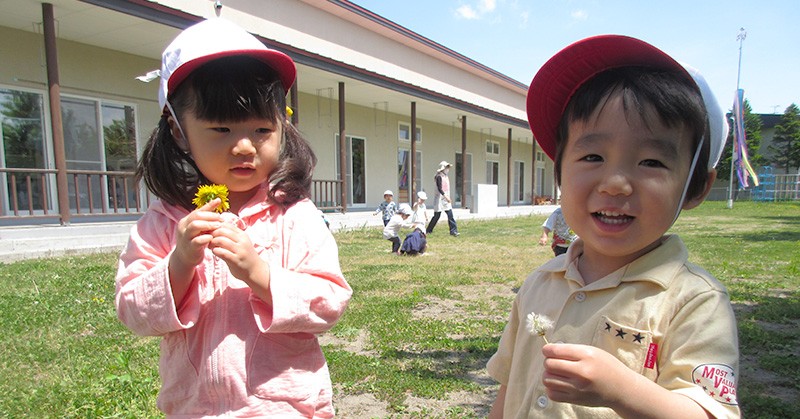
[{"xmin": 728, "ymin": 28, "xmax": 746, "ymax": 209}]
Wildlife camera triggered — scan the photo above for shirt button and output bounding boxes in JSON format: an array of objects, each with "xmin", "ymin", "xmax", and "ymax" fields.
[
  {"xmin": 575, "ymin": 292, "xmax": 586, "ymax": 302},
  {"xmin": 536, "ymin": 395, "xmax": 549, "ymax": 408}
]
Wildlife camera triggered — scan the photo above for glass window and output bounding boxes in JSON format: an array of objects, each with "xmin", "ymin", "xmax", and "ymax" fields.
[
  {"xmin": 0, "ymin": 88, "xmax": 50, "ymax": 214},
  {"xmin": 398, "ymin": 122, "xmax": 421, "ymax": 142}
]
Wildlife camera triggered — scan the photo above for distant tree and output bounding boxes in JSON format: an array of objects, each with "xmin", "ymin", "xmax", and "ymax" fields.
[
  {"xmin": 768, "ymin": 103, "xmax": 800, "ymax": 173},
  {"xmin": 717, "ymin": 99, "xmax": 765, "ymax": 181}
]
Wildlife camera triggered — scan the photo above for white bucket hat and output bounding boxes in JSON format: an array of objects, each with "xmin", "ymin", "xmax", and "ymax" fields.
[
  {"xmin": 437, "ymin": 161, "xmax": 452, "ymax": 172},
  {"xmin": 417, "ymin": 191, "xmax": 427, "ymax": 200},
  {"xmin": 158, "ymin": 18, "xmax": 296, "ymax": 111},
  {"xmin": 383, "ymin": 190, "xmax": 394, "ymax": 196},
  {"xmin": 398, "ymin": 203, "xmax": 413, "ymax": 215}
]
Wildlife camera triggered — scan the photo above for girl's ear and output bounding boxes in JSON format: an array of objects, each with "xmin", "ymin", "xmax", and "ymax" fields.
[
  {"xmin": 682, "ymin": 169, "xmax": 717, "ymax": 210},
  {"xmin": 166, "ymin": 114, "xmax": 190, "ymax": 152}
]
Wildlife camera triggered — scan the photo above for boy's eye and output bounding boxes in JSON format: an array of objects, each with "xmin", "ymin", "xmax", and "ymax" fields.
[
  {"xmin": 255, "ymin": 128, "xmax": 274, "ymax": 134},
  {"xmin": 580, "ymin": 154, "xmax": 603, "ymax": 162},
  {"xmin": 212, "ymin": 127, "xmax": 230, "ymax": 133}
]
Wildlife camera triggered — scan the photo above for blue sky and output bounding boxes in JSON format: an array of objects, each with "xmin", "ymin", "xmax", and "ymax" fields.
[{"xmin": 350, "ymin": 0, "xmax": 799, "ymax": 115}]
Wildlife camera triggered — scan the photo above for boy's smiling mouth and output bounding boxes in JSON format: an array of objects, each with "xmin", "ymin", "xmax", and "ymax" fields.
[{"xmin": 593, "ymin": 210, "xmax": 634, "ymax": 225}]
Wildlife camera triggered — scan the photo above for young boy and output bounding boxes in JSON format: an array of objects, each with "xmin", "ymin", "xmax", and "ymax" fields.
[
  {"xmin": 374, "ymin": 190, "xmax": 398, "ymax": 226},
  {"xmin": 487, "ymin": 35, "xmax": 739, "ymax": 418},
  {"xmin": 383, "ymin": 203, "xmax": 413, "ymax": 255},
  {"xmin": 538, "ymin": 206, "xmax": 577, "ymax": 256}
]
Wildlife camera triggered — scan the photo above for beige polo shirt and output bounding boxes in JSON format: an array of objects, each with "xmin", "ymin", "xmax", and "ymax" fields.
[{"xmin": 487, "ymin": 235, "xmax": 740, "ymax": 418}]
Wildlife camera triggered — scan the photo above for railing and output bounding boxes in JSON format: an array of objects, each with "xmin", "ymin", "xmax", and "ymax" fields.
[
  {"xmin": 311, "ymin": 179, "xmax": 344, "ymax": 212},
  {"xmin": 0, "ymin": 167, "xmax": 147, "ymax": 222},
  {"xmin": 1, "ymin": 168, "xmax": 345, "ymax": 223}
]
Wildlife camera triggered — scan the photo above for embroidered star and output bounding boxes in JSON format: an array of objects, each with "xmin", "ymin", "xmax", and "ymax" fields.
[
  {"xmin": 726, "ymin": 397, "xmax": 732, "ymax": 402},
  {"xmin": 710, "ymin": 392, "xmax": 715, "ymax": 397},
  {"xmin": 605, "ymin": 322, "xmax": 611, "ymax": 331},
  {"xmin": 696, "ymin": 379, "xmax": 702, "ymax": 384},
  {"xmin": 703, "ymin": 386, "xmax": 708, "ymax": 391},
  {"xmin": 615, "ymin": 328, "xmax": 627, "ymax": 339},
  {"xmin": 633, "ymin": 333, "xmax": 644, "ymax": 343}
]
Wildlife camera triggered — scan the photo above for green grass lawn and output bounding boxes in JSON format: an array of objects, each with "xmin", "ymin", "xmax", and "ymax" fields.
[{"xmin": 0, "ymin": 201, "xmax": 797, "ymax": 418}]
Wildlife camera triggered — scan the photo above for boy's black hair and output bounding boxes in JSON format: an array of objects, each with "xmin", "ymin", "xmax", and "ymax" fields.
[
  {"xmin": 554, "ymin": 66, "xmax": 711, "ymax": 202},
  {"xmin": 136, "ymin": 56, "xmax": 316, "ymax": 212}
]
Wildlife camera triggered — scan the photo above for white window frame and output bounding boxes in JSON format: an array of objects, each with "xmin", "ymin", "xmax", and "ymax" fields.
[
  {"xmin": 398, "ymin": 122, "xmax": 421, "ymax": 143},
  {"xmin": 486, "ymin": 140, "xmax": 500, "ymax": 156}
]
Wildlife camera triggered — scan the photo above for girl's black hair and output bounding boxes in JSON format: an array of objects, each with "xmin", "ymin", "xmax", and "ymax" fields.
[
  {"xmin": 554, "ymin": 67, "xmax": 711, "ymax": 202},
  {"xmin": 136, "ymin": 56, "xmax": 316, "ymax": 212}
]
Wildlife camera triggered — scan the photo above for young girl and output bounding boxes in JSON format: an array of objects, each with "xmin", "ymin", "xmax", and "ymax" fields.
[{"xmin": 115, "ymin": 18, "xmax": 351, "ymax": 417}]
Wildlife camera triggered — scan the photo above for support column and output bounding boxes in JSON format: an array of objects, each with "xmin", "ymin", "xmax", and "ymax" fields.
[
  {"xmin": 290, "ymin": 77, "xmax": 299, "ymax": 126},
  {"xmin": 410, "ymin": 102, "xmax": 417, "ymax": 204},
  {"xmin": 43, "ymin": 3, "xmax": 70, "ymax": 225},
  {"xmin": 460, "ymin": 115, "xmax": 467, "ymax": 208},
  {"xmin": 506, "ymin": 128, "xmax": 512, "ymax": 206},
  {"xmin": 338, "ymin": 82, "xmax": 347, "ymax": 213},
  {"xmin": 531, "ymin": 139, "xmax": 537, "ymax": 204}
]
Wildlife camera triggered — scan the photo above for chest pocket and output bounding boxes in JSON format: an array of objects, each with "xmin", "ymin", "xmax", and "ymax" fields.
[{"xmin": 592, "ymin": 315, "xmax": 654, "ymax": 376}]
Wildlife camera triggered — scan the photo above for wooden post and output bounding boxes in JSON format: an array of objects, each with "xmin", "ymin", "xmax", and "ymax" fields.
[
  {"xmin": 290, "ymin": 77, "xmax": 299, "ymax": 126},
  {"xmin": 460, "ymin": 115, "xmax": 467, "ymax": 208},
  {"xmin": 506, "ymin": 128, "xmax": 512, "ymax": 206},
  {"xmin": 410, "ymin": 101, "xmax": 416, "ymax": 204},
  {"xmin": 338, "ymin": 82, "xmax": 347, "ymax": 213},
  {"xmin": 42, "ymin": 3, "xmax": 70, "ymax": 225},
  {"xmin": 531, "ymin": 139, "xmax": 537, "ymax": 204}
]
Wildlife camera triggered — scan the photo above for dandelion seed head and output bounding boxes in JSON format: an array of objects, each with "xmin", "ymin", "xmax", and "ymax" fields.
[{"xmin": 526, "ymin": 312, "xmax": 554, "ymax": 337}]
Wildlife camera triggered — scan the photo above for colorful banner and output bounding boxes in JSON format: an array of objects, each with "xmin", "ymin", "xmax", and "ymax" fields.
[{"xmin": 732, "ymin": 89, "xmax": 759, "ymax": 188}]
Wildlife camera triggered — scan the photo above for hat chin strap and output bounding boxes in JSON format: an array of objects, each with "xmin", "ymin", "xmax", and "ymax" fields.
[
  {"xmin": 165, "ymin": 100, "xmax": 190, "ymax": 152},
  {"xmin": 672, "ymin": 136, "xmax": 704, "ymax": 225}
]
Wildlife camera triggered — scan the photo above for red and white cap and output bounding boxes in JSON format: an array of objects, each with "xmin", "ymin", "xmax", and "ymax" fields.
[
  {"xmin": 526, "ymin": 35, "xmax": 727, "ymax": 169},
  {"xmin": 158, "ymin": 18, "xmax": 296, "ymax": 111}
]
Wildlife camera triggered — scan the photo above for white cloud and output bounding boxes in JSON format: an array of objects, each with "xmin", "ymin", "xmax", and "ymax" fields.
[
  {"xmin": 455, "ymin": 0, "xmax": 497, "ymax": 20},
  {"xmin": 520, "ymin": 10, "xmax": 529, "ymax": 27},
  {"xmin": 571, "ymin": 9, "xmax": 589, "ymax": 21},
  {"xmin": 456, "ymin": 5, "xmax": 479, "ymax": 19},
  {"xmin": 479, "ymin": 0, "xmax": 497, "ymax": 13}
]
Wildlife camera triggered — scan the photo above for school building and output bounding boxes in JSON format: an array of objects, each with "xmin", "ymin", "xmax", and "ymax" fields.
[{"xmin": 0, "ymin": 0, "xmax": 560, "ymax": 227}]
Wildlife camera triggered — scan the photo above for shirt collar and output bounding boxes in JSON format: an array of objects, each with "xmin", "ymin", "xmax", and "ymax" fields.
[{"xmin": 540, "ymin": 235, "xmax": 689, "ymax": 289}]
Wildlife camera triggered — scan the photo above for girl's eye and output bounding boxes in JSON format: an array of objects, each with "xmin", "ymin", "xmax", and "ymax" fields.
[
  {"xmin": 212, "ymin": 127, "xmax": 230, "ymax": 133},
  {"xmin": 256, "ymin": 128, "xmax": 274, "ymax": 134},
  {"xmin": 641, "ymin": 159, "xmax": 666, "ymax": 168}
]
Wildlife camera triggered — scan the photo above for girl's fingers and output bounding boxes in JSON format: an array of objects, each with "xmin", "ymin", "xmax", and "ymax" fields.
[{"xmin": 197, "ymin": 198, "xmax": 222, "ymax": 213}]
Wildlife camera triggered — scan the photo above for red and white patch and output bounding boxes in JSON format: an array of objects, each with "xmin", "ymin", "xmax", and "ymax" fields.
[{"xmin": 691, "ymin": 363, "xmax": 738, "ymax": 405}]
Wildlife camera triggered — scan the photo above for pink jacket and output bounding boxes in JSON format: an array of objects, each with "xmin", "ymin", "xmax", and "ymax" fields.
[{"xmin": 115, "ymin": 190, "xmax": 351, "ymax": 418}]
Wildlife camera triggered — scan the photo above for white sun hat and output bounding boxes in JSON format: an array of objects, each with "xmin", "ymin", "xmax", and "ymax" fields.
[{"xmin": 398, "ymin": 203, "xmax": 413, "ymax": 215}]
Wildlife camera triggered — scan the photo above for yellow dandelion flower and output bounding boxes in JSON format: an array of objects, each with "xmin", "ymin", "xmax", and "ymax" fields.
[{"xmin": 192, "ymin": 184, "xmax": 230, "ymax": 213}]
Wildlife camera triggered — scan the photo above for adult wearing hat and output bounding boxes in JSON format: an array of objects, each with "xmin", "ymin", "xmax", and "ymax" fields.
[{"xmin": 426, "ymin": 161, "xmax": 459, "ymax": 236}]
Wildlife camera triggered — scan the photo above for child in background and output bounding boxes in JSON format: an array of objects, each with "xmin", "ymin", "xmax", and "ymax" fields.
[
  {"xmin": 115, "ymin": 18, "xmax": 351, "ymax": 417},
  {"xmin": 400, "ymin": 225, "xmax": 427, "ymax": 256},
  {"xmin": 487, "ymin": 35, "xmax": 739, "ymax": 418},
  {"xmin": 374, "ymin": 190, "xmax": 397, "ymax": 226},
  {"xmin": 538, "ymin": 206, "xmax": 577, "ymax": 256},
  {"xmin": 411, "ymin": 190, "xmax": 429, "ymax": 228},
  {"xmin": 383, "ymin": 203, "xmax": 413, "ymax": 255}
]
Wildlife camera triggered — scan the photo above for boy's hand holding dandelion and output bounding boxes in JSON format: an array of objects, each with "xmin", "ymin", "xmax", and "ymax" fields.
[{"xmin": 541, "ymin": 343, "xmax": 708, "ymax": 418}]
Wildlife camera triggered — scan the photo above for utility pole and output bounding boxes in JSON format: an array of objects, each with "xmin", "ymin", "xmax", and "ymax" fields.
[{"xmin": 727, "ymin": 27, "xmax": 746, "ymax": 209}]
